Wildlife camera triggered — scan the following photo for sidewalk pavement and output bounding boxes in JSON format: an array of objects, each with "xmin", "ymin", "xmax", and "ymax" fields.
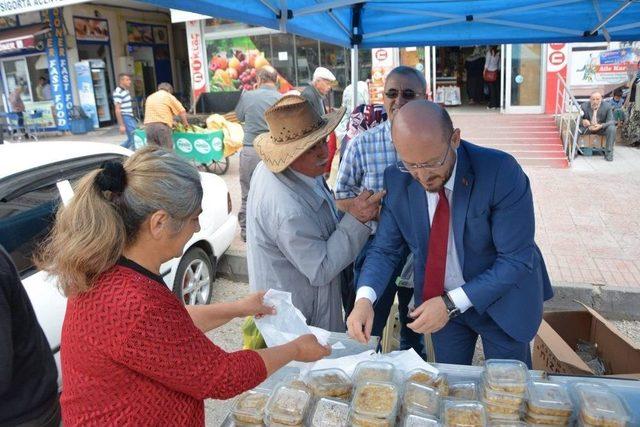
[{"xmin": 35, "ymin": 120, "xmax": 640, "ymax": 319}]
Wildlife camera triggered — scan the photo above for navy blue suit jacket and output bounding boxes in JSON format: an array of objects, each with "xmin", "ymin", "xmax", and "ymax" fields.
[{"xmin": 358, "ymin": 140, "xmax": 553, "ymax": 343}]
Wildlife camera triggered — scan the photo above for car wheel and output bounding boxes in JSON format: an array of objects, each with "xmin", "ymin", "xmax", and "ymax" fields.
[{"xmin": 173, "ymin": 247, "xmax": 215, "ymax": 305}]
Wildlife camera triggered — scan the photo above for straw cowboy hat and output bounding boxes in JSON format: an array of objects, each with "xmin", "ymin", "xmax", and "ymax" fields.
[{"xmin": 254, "ymin": 95, "xmax": 345, "ymax": 173}]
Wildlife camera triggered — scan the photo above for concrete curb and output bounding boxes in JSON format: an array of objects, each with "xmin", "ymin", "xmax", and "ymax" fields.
[{"xmin": 217, "ymin": 253, "xmax": 640, "ymax": 321}]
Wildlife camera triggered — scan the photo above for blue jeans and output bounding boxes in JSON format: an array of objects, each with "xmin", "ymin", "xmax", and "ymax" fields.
[
  {"xmin": 120, "ymin": 115, "xmax": 137, "ymax": 149},
  {"xmin": 354, "ymin": 237, "xmax": 424, "ymax": 357}
]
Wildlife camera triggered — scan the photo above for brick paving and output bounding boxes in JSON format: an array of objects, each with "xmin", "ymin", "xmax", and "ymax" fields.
[{"xmin": 452, "ymin": 112, "xmax": 640, "ymax": 290}]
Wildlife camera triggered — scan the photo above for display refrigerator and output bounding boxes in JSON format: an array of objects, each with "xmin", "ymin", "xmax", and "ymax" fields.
[{"xmin": 75, "ymin": 60, "xmax": 112, "ymax": 128}]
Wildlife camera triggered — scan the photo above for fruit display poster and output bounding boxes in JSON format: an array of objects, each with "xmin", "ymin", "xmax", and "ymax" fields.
[{"xmin": 206, "ymin": 36, "xmax": 293, "ymax": 93}]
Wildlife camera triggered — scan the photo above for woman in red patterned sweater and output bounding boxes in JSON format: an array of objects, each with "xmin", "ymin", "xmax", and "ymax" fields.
[{"xmin": 36, "ymin": 146, "xmax": 330, "ymax": 426}]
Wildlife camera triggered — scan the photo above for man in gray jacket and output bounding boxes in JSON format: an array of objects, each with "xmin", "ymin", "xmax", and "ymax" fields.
[
  {"xmin": 580, "ymin": 91, "xmax": 616, "ymax": 161},
  {"xmin": 247, "ymin": 95, "xmax": 383, "ymax": 332}
]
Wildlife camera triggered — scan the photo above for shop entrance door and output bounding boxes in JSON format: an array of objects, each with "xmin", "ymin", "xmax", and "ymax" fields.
[{"xmin": 504, "ymin": 44, "xmax": 546, "ymax": 114}]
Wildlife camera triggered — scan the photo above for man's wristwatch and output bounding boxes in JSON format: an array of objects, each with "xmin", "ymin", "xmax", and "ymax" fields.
[{"xmin": 441, "ymin": 293, "xmax": 461, "ymax": 318}]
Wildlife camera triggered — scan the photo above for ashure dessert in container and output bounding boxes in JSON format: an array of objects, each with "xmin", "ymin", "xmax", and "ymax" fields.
[
  {"xmin": 353, "ymin": 360, "xmax": 396, "ymax": 384},
  {"xmin": 480, "ymin": 381, "xmax": 523, "ymax": 409},
  {"xmin": 264, "ymin": 384, "xmax": 312, "ymax": 426},
  {"xmin": 403, "ymin": 382, "xmax": 440, "ymax": 417},
  {"xmin": 573, "ymin": 382, "xmax": 630, "ymax": 427},
  {"xmin": 406, "ymin": 368, "xmax": 440, "ymax": 386},
  {"xmin": 232, "ymin": 389, "xmax": 270, "ymax": 425},
  {"xmin": 448, "ymin": 381, "xmax": 478, "ymax": 401},
  {"xmin": 350, "ymin": 411, "xmax": 394, "ymax": 427},
  {"xmin": 403, "ymin": 413, "xmax": 441, "ymax": 426},
  {"xmin": 483, "ymin": 359, "xmax": 529, "ymax": 394},
  {"xmin": 353, "ymin": 381, "xmax": 399, "ymax": 418},
  {"xmin": 308, "ymin": 397, "xmax": 350, "ymax": 427},
  {"xmin": 305, "ymin": 368, "xmax": 353, "ymax": 399},
  {"xmin": 526, "ymin": 381, "xmax": 573, "ymax": 417},
  {"xmin": 442, "ymin": 400, "xmax": 487, "ymax": 427}
]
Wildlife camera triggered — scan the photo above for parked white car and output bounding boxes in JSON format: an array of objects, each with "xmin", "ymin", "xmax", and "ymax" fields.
[{"xmin": 0, "ymin": 141, "xmax": 237, "ymax": 388}]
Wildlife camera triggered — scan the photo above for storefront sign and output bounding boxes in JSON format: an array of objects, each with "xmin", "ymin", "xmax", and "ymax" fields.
[
  {"xmin": 545, "ymin": 43, "xmax": 568, "ymax": 114},
  {"xmin": 0, "ymin": 0, "xmax": 88, "ymax": 17},
  {"xmin": 127, "ymin": 22, "xmax": 154, "ymax": 44},
  {"xmin": 0, "ymin": 36, "xmax": 34, "ymax": 52},
  {"xmin": 569, "ymin": 46, "xmax": 638, "ymax": 87},
  {"xmin": 73, "ymin": 17, "xmax": 109, "ymax": 42},
  {"xmin": 186, "ymin": 20, "xmax": 208, "ymax": 109},
  {"xmin": 47, "ymin": 8, "xmax": 72, "ymax": 131}
]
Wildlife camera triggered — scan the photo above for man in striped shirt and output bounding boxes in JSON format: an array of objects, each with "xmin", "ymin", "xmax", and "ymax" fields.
[{"xmin": 113, "ymin": 74, "xmax": 137, "ymax": 149}]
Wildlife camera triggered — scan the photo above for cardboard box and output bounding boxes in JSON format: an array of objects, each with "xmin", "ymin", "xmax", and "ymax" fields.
[
  {"xmin": 580, "ymin": 134, "xmax": 606, "ymax": 148},
  {"xmin": 533, "ymin": 302, "xmax": 640, "ymax": 378}
]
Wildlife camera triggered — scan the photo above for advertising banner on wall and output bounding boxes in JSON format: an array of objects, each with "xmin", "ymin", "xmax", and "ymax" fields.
[
  {"xmin": 370, "ymin": 48, "xmax": 395, "ymax": 104},
  {"xmin": 47, "ymin": 8, "xmax": 73, "ymax": 131},
  {"xmin": 570, "ymin": 45, "xmax": 639, "ymax": 87},
  {"xmin": 186, "ymin": 20, "xmax": 208, "ymax": 110}
]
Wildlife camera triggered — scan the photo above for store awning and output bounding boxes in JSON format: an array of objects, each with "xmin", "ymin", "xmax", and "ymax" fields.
[
  {"xmin": 145, "ymin": 1, "xmax": 640, "ymax": 48},
  {"xmin": 0, "ymin": 24, "xmax": 50, "ymax": 54}
]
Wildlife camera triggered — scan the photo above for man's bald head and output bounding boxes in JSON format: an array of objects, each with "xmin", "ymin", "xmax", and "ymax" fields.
[
  {"xmin": 391, "ymin": 100, "xmax": 460, "ymax": 193},
  {"xmin": 392, "ymin": 100, "xmax": 454, "ymax": 143}
]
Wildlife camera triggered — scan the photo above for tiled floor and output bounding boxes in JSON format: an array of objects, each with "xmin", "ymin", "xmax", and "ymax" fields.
[{"xmin": 452, "ymin": 112, "xmax": 640, "ymax": 289}]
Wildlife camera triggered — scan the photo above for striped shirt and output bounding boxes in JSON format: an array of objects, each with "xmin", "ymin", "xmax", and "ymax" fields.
[{"xmin": 113, "ymin": 86, "xmax": 133, "ymax": 117}]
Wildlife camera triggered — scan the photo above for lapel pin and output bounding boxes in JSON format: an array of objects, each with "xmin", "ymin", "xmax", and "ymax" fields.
[{"xmin": 462, "ymin": 177, "xmax": 469, "ymax": 187}]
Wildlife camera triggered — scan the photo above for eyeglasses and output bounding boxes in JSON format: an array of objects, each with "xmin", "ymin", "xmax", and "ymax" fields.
[
  {"xmin": 384, "ymin": 89, "xmax": 420, "ymax": 100},
  {"xmin": 397, "ymin": 143, "xmax": 452, "ymax": 173}
]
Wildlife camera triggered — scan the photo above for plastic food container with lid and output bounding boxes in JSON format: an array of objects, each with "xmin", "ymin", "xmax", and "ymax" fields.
[
  {"xmin": 353, "ymin": 360, "xmax": 396, "ymax": 384},
  {"xmin": 307, "ymin": 397, "xmax": 350, "ymax": 427},
  {"xmin": 232, "ymin": 389, "xmax": 270, "ymax": 426},
  {"xmin": 480, "ymin": 380, "xmax": 524, "ymax": 409},
  {"xmin": 526, "ymin": 381, "xmax": 573, "ymax": 418},
  {"xmin": 572, "ymin": 382, "xmax": 630, "ymax": 427},
  {"xmin": 349, "ymin": 410, "xmax": 394, "ymax": 427},
  {"xmin": 448, "ymin": 381, "xmax": 479, "ymax": 401},
  {"xmin": 405, "ymin": 368, "xmax": 440, "ymax": 386},
  {"xmin": 442, "ymin": 400, "xmax": 488, "ymax": 427},
  {"xmin": 403, "ymin": 382, "xmax": 440, "ymax": 417},
  {"xmin": 490, "ymin": 421, "xmax": 528, "ymax": 427},
  {"xmin": 403, "ymin": 413, "xmax": 442, "ymax": 426},
  {"xmin": 483, "ymin": 359, "xmax": 529, "ymax": 394},
  {"xmin": 264, "ymin": 384, "xmax": 312, "ymax": 426},
  {"xmin": 304, "ymin": 368, "xmax": 352, "ymax": 399},
  {"xmin": 352, "ymin": 381, "xmax": 399, "ymax": 420}
]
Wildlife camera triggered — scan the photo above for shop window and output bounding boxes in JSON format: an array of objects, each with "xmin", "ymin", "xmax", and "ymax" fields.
[
  {"xmin": 295, "ymin": 36, "xmax": 319, "ymax": 86},
  {"xmin": 1, "ymin": 56, "xmax": 48, "ymax": 104},
  {"xmin": 270, "ymin": 33, "xmax": 296, "ymax": 87}
]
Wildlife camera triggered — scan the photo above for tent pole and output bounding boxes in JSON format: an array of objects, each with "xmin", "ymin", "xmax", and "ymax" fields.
[{"xmin": 351, "ymin": 44, "xmax": 359, "ymax": 112}]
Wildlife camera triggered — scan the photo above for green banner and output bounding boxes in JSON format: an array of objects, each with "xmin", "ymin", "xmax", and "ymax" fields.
[{"xmin": 134, "ymin": 129, "xmax": 225, "ymax": 163}]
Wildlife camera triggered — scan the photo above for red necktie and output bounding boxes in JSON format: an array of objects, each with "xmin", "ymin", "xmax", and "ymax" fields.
[{"xmin": 423, "ymin": 189, "xmax": 449, "ymax": 301}]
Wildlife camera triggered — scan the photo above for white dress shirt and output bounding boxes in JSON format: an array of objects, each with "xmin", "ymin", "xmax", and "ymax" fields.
[{"xmin": 356, "ymin": 161, "xmax": 473, "ymax": 312}]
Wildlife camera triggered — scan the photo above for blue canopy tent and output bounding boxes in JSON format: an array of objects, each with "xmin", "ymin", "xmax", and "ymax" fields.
[{"xmin": 145, "ymin": 0, "xmax": 640, "ymax": 104}]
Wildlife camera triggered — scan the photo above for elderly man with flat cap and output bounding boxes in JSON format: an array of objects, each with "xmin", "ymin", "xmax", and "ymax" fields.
[
  {"xmin": 347, "ymin": 100, "xmax": 553, "ymax": 366},
  {"xmin": 247, "ymin": 95, "xmax": 383, "ymax": 332}
]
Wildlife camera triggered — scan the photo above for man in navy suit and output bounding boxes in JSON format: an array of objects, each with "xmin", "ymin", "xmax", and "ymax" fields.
[{"xmin": 346, "ymin": 100, "xmax": 553, "ymax": 366}]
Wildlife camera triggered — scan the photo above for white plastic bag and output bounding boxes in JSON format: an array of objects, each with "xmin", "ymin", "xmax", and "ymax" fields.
[{"xmin": 254, "ymin": 289, "xmax": 330, "ymax": 347}]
